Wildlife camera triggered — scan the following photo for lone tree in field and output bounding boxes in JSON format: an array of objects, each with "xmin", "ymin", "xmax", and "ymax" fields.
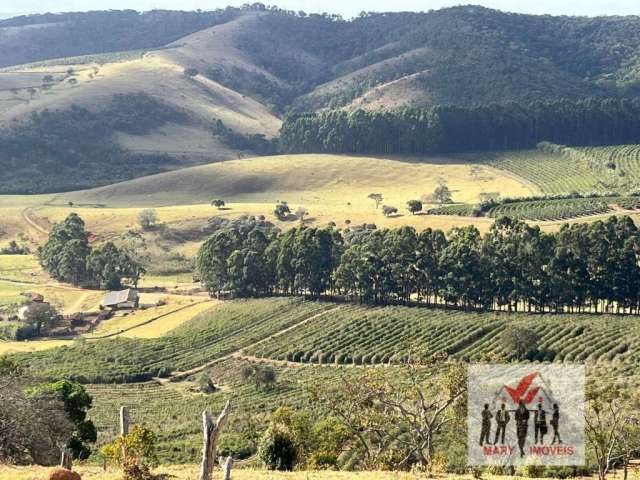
[
  {"xmin": 138, "ymin": 209, "xmax": 158, "ymax": 231},
  {"xmin": 406, "ymin": 199, "xmax": 423, "ymax": 215},
  {"xmin": 500, "ymin": 326, "xmax": 539, "ymax": 360},
  {"xmin": 382, "ymin": 205, "xmax": 398, "ymax": 217},
  {"xmin": 274, "ymin": 202, "xmax": 291, "ymax": 221},
  {"xmin": 368, "ymin": 193, "xmax": 383, "ymax": 209},
  {"xmin": 433, "ymin": 182, "xmax": 453, "ymax": 204},
  {"xmin": 211, "ymin": 199, "xmax": 225, "ymax": 210}
]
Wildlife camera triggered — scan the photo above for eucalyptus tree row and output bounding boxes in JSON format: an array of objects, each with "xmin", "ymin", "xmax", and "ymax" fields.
[
  {"xmin": 280, "ymin": 98, "xmax": 640, "ymax": 155},
  {"xmin": 196, "ymin": 216, "xmax": 640, "ymax": 313}
]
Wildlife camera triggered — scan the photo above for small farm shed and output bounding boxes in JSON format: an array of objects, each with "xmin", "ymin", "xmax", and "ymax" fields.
[{"xmin": 100, "ymin": 289, "xmax": 139, "ymax": 310}]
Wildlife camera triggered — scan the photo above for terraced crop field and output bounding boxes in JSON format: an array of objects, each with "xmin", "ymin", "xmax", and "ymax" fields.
[
  {"xmin": 428, "ymin": 196, "xmax": 640, "ymax": 221},
  {"xmin": 483, "ymin": 145, "xmax": 640, "ymax": 195},
  {"xmin": 18, "ymin": 298, "xmax": 335, "ymax": 383},
  {"xmin": 244, "ymin": 304, "xmax": 640, "ymax": 365},
  {"xmin": 488, "ymin": 197, "xmax": 612, "ymax": 221},
  {"xmin": 482, "ymin": 150, "xmax": 603, "ymax": 194}
]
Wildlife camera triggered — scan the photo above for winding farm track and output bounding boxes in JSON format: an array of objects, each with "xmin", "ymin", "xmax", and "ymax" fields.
[
  {"xmin": 161, "ymin": 305, "xmax": 342, "ymax": 383},
  {"xmin": 21, "ymin": 208, "xmax": 50, "ymax": 235}
]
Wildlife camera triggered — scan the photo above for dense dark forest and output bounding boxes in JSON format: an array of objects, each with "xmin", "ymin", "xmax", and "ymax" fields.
[
  {"xmin": 0, "ymin": 94, "xmax": 186, "ymax": 193},
  {"xmin": 196, "ymin": 215, "xmax": 640, "ymax": 314},
  {"xmin": 280, "ymin": 98, "xmax": 640, "ymax": 154}
]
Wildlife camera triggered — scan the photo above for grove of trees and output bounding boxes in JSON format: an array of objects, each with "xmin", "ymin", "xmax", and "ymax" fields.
[
  {"xmin": 39, "ymin": 213, "xmax": 144, "ymax": 289},
  {"xmin": 197, "ymin": 215, "xmax": 640, "ymax": 313},
  {"xmin": 280, "ymin": 99, "xmax": 640, "ymax": 155}
]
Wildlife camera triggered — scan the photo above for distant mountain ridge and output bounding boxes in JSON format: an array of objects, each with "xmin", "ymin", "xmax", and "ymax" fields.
[
  {"xmin": 2, "ymin": 5, "xmax": 640, "ymax": 110},
  {"xmin": 2, "ymin": 4, "xmax": 640, "ymax": 193}
]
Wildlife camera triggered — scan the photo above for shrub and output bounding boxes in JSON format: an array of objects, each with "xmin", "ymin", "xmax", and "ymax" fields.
[
  {"xmin": 500, "ymin": 325, "xmax": 539, "ymax": 360},
  {"xmin": 258, "ymin": 426, "xmax": 297, "ymax": 471},
  {"xmin": 382, "ymin": 205, "xmax": 398, "ymax": 217},
  {"xmin": 196, "ymin": 372, "xmax": 216, "ymax": 394},
  {"xmin": 47, "ymin": 468, "xmax": 81, "ymax": 480},
  {"xmin": 138, "ymin": 209, "xmax": 158, "ymax": 231},
  {"xmin": 218, "ymin": 432, "xmax": 255, "ymax": 460},
  {"xmin": 307, "ymin": 451, "xmax": 339, "ymax": 470},
  {"xmin": 101, "ymin": 425, "xmax": 158, "ymax": 469}
]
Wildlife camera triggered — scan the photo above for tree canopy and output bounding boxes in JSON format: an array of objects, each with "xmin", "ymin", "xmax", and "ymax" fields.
[{"xmin": 197, "ymin": 215, "xmax": 640, "ymax": 314}]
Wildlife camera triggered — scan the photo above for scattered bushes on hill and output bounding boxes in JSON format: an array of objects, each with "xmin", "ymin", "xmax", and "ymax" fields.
[{"xmin": 0, "ymin": 240, "xmax": 31, "ymax": 255}]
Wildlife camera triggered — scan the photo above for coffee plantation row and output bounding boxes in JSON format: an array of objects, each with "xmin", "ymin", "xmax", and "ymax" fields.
[
  {"xmin": 16, "ymin": 298, "xmax": 334, "ymax": 383},
  {"xmin": 244, "ymin": 303, "xmax": 640, "ymax": 365},
  {"xmin": 428, "ymin": 195, "xmax": 640, "ymax": 220},
  {"xmin": 483, "ymin": 144, "xmax": 640, "ymax": 195}
]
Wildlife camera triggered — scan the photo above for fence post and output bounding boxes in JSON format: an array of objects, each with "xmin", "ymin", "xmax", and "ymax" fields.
[
  {"xmin": 199, "ymin": 400, "xmax": 231, "ymax": 480},
  {"xmin": 60, "ymin": 447, "xmax": 72, "ymax": 470},
  {"xmin": 120, "ymin": 405, "xmax": 130, "ymax": 462},
  {"xmin": 119, "ymin": 406, "xmax": 130, "ymax": 436},
  {"xmin": 222, "ymin": 456, "xmax": 233, "ymax": 480}
]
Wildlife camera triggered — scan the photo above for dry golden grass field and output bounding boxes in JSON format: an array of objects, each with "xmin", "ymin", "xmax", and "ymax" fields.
[
  {"xmin": 3, "ymin": 152, "xmax": 640, "ymax": 255},
  {"xmin": 0, "ymin": 153, "xmax": 538, "ymax": 248}
]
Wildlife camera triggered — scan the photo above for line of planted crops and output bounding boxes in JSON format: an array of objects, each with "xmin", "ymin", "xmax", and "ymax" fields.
[
  {"xmin": 16, "ymin": 298, "xmax": 333, "ymax": 383},
  {"xmin": 428, "ymin": 196, "xmax": 640, "ymax": 221},
  {"xmin": 244, "ymin": 304, "xmax": 640, "ymax": 365}
]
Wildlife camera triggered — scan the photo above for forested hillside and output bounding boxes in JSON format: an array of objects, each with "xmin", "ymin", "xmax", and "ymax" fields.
[
  {"xmin": 280, "ymin": 98, "xmax": 640, "ymax": 155},
  {"xmin": 4, "ymin": 5, "xmax": 640, "ymax": 193},
  {"xmin": 3, "ymin": 5, "xmax": 640, "ymax": 108}
]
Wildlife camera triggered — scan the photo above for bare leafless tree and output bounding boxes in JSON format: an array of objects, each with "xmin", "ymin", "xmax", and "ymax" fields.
[
  {"xmin": 0, "ymin": 372, "xmax": 73, "ymax": 465},
  {"xmin": 585, "ymin": 385, "xmax": 640, "ymax": 480},
  {"xmin": 309, "ymin": 354, "xmax": 465, "ymax": 470}
]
